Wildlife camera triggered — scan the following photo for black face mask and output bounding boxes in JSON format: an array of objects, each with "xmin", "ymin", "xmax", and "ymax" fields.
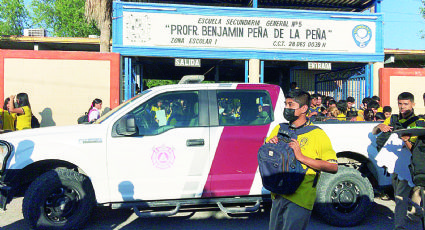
[{"xmin": 284, "ymin": 108, "xmax": 299, "ymax": 123}]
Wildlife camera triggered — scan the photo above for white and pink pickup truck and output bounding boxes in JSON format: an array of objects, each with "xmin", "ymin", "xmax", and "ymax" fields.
[{"xmin": 0, "ymin": 81, "xmax": 387, "ymax": 229}]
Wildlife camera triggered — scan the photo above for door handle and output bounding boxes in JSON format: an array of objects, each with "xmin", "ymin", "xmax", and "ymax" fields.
[{"xmin": 186, "ymin": 139, "xmax": 205, "ymax": 146}]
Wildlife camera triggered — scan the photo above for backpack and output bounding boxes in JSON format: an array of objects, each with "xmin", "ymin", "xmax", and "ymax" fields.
[
  {"xmin": 376, "ymin": 114, "xmax": 419, "ymax": 151},
  {"xmin": 409, "ymin": 121, "xmax": 425, "ymax": 186},
  {"xmin": 411, "ymin": 136, "xmax": 425, "ymax": 186},
  {"xmin": 31, "ymin": 114, "xmax": 40, "ymax": 128},
  {"xmin": 257, "ymin": 123, "xmax": 320, "ymax": 195},
  {"xmin": 77, "ymin": 113, "xmax": 89, "ymax": 124}
]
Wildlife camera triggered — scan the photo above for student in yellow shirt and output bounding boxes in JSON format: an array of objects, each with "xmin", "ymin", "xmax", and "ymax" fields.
[
  {"xmin": 8, "ymin": 93, "xmax": 32, "ymax": 130},
  {"xmin": 266, "ymin": 89, "xmax": 338, "ymax": 230},
  {"xmin": 358, "ymin": 97, "xmax": 372, "ymax": 120},
  {"xmin": 372, "ymin": 95, "xmax": 383, "ymax": 113},
  {"xmin": 336, "ymin": 100, "xmax": 347, "ymax": 121},
  {"xmin": 367, "ymin": 100, "xmax": 380, "ymax": 119},
  {"xmin": 1, "ymin": 98, "xmax": 16, "ymax": 131},
  {"xmin": 383, "ymin": 106, "xmax": 392, "ymax": 119}
]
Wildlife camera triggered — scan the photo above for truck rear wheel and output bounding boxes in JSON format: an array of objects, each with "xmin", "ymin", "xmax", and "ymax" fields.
[
  {"xmin": 23, "ymin": 169, "xmax": 95, "ymax": 230},
  {"xmin": 314, "ymin": 166, "xmax": 374, "ymax": 227}
]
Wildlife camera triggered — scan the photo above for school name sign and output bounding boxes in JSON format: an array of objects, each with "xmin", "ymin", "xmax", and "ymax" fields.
[{"xmin": 122, "ymin": 11, "xmax": 376, "ymax": 53}]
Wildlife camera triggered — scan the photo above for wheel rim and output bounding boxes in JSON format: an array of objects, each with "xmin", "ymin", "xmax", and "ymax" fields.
[
  {"xmin": 330, "ymin": 181, "xmax": 361, "ymax": 213},
  {"xmin": 44, "ymin": 186, "xmax": 81, "ymax": 223}
]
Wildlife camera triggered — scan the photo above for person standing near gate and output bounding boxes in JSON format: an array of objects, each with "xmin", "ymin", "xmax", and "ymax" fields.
[{"xmin": 265, "ymin": 89, "xmax": 338, "ymax": 230}]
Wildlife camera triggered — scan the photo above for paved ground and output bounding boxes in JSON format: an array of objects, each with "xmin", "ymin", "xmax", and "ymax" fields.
[{"xmin": 0, "ymin": 197, "xmax": 422, "ymax": 229}]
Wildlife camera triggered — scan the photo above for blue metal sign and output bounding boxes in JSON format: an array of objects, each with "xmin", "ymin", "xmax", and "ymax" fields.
[{"xmin": 112, "ymin": 2, "xmax": 384, "ymax": 63}]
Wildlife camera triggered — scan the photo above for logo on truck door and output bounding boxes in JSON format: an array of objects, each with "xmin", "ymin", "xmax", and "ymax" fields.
[{"xmin": 152, "ymin": 146, "xmax": 175, "ymax": 169}]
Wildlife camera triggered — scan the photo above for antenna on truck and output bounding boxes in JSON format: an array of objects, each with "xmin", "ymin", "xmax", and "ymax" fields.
[{"xmin": 178, "ymin": 75, "xmax": 204, "ymax": 84}]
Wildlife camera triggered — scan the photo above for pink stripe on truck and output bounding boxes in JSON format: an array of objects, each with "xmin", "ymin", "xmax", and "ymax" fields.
[{"xmin": 202, "ymin": 84, "xmax": 280, "ymax": 197}]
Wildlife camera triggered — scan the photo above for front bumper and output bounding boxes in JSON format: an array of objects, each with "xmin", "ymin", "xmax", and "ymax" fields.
[{"xmin": 0, "ymin": 182, "xmax": 11, "ymax": 210}]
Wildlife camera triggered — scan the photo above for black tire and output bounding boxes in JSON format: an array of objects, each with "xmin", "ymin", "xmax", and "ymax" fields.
[
  {"xmin": 314, "ymin": 166, "xmax": 374, "ymax": 227},
  {"xmin": 23, "ymin": 169, "xmax": 96, "ymax": 230}
]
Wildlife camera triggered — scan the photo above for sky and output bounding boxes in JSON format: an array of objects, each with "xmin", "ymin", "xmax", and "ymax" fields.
[
  {"xmin": 381, "ymin": 0, "xmax": 425, "ymax": 50},
  {"xmin": 22, "ymin": 0, "xmax": 425, "ymax": 50}
]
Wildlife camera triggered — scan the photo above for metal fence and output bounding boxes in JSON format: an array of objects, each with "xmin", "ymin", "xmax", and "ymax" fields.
[{"xmin": 315, "ymin": 66, "xmax": 366, "ymax": 109}]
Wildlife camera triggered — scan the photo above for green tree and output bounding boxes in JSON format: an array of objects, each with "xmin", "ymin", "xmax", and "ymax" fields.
[
  {"xmin": 0, "ymin": 0, "xmax": 28, "ymax": 35},
  {"xmin": 31, "ymin": 0, "xmax": 99, "ymax": 37}
]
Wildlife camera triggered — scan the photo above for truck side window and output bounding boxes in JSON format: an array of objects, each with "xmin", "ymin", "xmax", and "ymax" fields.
[
  {"xmin": 121, "ymin": 91, "xmax": 199, "ymax": 136},
  {"xmin": 217, "ymin": 90, "xmax": 273, "ymax": 126}
]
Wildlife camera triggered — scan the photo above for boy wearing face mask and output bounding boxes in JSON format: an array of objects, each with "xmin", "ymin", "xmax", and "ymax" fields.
[
  {"xmin": 265, "ymin": 89, "xmax": 338, "ymax": 230},
  {"xmin": 373, "ymin": 92, "xmax": 425, "ymax": 230}
]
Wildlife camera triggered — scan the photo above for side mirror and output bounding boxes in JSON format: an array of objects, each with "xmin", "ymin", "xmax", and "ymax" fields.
[{"xmin": 116, "ymin": 114, "xmax": 137, "ymax": 136}]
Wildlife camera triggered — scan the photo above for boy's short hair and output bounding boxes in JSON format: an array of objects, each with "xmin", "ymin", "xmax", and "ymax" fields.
[
  {"xmin": 347, "ymin": 96, "xmax": 355, "ymax": 103},
  {"xmin": 336, "ymin": 100, "xmax": 347, "ymax": 113},
  {"xmin": 398, "ymin": 92, "xmax": 415, "ymax": 102},
  {"xmin": 328, "ymin": 99, "xmax": 337, "ymax": 106},
  {"xmin": 362, "ymin": 97, "xmax": 372, "ymax": 105},
  {"xmin": 286, "ymin": 89, "xmax": 311, "ymax": 108},
  {"xmin": 325, "ymin": 96, "xmax": 334, "ymax": 101},
  {"xmin": 311, "ymin": 93, "xmax": 320, "ymax": 99},
  {"xmin": 372, "ymin": 95, "xmax": 380, "ymax": 102},
  {"xmin": 383, "ymin": 106, "xmax": 392, "ymax": 113},
  {"xmin": 368, "ymin": 100, "xmax": 380, "ymax": 110}
]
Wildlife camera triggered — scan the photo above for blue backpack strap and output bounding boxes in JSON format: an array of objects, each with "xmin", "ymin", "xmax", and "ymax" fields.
[
  {"xmin": 278, "ymin": 123, "xmax": 290, "ymax": 132},
  {"xmin": 278, "ymin": 123, "xmax": 296, "ymax": 143},
  {"xmin": 294, "ymin": 125, "xmax": 321, "ymax": 135}
]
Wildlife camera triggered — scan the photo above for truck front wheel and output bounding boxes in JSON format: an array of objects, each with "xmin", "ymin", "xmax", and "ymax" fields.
[
  {"xmin": 23, "ymin": 168, "xmax": 95, "ymax": 230},
  {"xmin": 314, "ymin": 166, "xmax": 374, "ymax": 227}
]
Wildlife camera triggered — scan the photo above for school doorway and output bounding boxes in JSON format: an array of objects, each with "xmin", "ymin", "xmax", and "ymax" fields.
[
  {"xmin": 263, "ymin": 61, "xmax": 371, "ymax": 108},
  {"xmin": 122, "ymin": 57, "xmax": 246, "ymax": 101}
]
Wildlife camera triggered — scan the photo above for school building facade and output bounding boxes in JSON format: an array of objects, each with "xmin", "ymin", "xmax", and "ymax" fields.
[
  {"xmin": 112, "ymin": 0, "xmax": 385, "ymax": 108},
  {"xmin": 3, "ymin": 0, "xmax": 425, "ymax": 125}
]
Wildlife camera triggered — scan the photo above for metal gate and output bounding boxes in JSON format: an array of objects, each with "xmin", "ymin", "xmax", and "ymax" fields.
[
  {"xmin": 315, "ymin": 65, "xmax": 370, "ymax": 108},
  {"xmin": 123, "ymin": 56, "xmax": 144, "ymax": 102}
]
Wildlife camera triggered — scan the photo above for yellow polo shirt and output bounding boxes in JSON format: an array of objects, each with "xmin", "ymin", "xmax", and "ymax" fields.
[
  {"xmin": 265, "ymin": 123, "xmax": 337, "ymax": 210},
  {"xmin": 337, "ymin": 113, "xmax": 346, "ymax": 121},
  {"xmin": 16, "ymin": 106, "xmax": 32, "ymax": 130},
  {"xmin": 0, "ymin": 109, "xmax": 16, "ymax": 131}
]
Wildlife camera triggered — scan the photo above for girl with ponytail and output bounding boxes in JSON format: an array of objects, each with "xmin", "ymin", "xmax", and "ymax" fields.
[{"xmin": 88, "ymin": 98, "xmax": 102, "ymax": 122}]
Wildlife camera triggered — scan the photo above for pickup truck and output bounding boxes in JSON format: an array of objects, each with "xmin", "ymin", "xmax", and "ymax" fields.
[{"xmin": 0, "ymin": 81, "xmax": 388, "ymax": 229}]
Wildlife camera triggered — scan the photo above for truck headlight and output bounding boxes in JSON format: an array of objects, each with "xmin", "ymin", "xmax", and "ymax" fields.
[{"xmin": 0, "ymin": 141, "xmax": 12, "ymax": 174}]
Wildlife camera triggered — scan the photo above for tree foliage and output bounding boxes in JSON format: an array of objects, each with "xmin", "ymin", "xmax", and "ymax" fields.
[
  {"xmin": 145, "ymin": 80, "xmax": 179, "ymax": 89},
  {"xmin": 0, "ymin": 0, "xmax": 28, "ymax": 35},
  {"xmin": 31, "ymin": 0, "xmax": 99, "ymax": 37}
]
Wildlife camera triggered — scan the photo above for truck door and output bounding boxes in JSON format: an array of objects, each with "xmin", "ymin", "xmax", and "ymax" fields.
[
  {"xmin": 203, "ymin": 87, "xmax": 275, "ymax": 197},
  {"xmin": 106, "ymin": 90, "xmax": 210, "ymax": 202}
]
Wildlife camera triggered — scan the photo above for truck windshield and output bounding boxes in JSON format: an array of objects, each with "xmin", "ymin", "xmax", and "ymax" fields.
[{"xmin": 94, "ymin": 90, "xmax": 151, "ymax": 124}]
